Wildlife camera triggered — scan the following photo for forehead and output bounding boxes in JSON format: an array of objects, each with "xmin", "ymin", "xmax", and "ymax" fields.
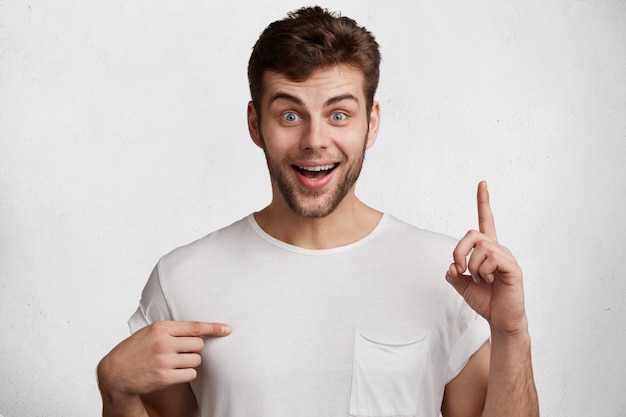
[{"xmin": 261, "ymin": 65, "xmax": 367, "ymax": 105}]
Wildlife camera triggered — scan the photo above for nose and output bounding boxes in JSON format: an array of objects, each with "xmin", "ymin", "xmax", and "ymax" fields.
[{"xmin": 300, "ymin": 119, "xmax": 330, "ymax": 150}]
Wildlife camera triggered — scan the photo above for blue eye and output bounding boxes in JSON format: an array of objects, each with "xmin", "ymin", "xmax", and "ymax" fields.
[
  {"xmin": 331, "ymin": 112, "xmax": 347, "ymax": 122},
  {"xmin": 282, "ymin": 112, "xmax": 301, "ymax": 122}
]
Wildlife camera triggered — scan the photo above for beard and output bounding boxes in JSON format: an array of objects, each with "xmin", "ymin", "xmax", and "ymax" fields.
[{"xmin": 260, "ymin": 133, "xmax": 368, "ymax": 219}]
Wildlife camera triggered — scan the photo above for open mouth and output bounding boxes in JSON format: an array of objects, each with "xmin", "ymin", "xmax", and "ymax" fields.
[{"xmin": 293, "ymin": 164, "xmax": 338, "ymax": 180}]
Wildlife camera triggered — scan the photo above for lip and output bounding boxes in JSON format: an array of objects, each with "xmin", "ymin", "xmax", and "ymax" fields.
[
  {"xmin": 292, "ymin": 162, "xmax": 338, "ymax": 190},
  {"xmin": 293, "ymin": 159, "xmax": 338, "ymax": 168}
]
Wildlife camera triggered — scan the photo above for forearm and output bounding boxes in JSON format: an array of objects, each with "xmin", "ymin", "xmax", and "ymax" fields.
[{"xmin": 482, "ymin": 319, "xmax": 539, "ymax": 417}]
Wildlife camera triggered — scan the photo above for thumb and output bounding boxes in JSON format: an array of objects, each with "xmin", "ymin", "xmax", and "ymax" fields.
[{"xmin": 445, "ymin": 263, "xmax": 471, "ymax": 296}]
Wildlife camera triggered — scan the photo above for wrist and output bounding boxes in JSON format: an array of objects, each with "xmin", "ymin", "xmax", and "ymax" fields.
[
  {"xmin": 489, "ymin": 317, "xmax": 534, "ymax": 376},
  {"xmin": 99, "ymin": 386, "xmax": 146, "ymax": 417},
  {"xmin": 97, "ymin": 357, "xmax": 142, "ymax": 409},
  {"xmin": 490, "ymin": 326, "xmax": 532, "ymax": 351},
  {"xmin": 489, "ymin": 315, "xmax": 532, "ymax": 353},
  {"xmin": 489, "ymin": 311, "xmax": 530, "ymax": 338}
]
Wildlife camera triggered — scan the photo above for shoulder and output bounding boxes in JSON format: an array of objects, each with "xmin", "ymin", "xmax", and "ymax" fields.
[
  {"xmin": 380, "ymin": 214, "xmax": 458, "ymax": 253},
  {"xmin": 157, "ymin": 215, "xmax": 255, "ymax": 274},
  {"xmin": 371, "ymin": 215, "xmax": 461, "ymax": 297}
]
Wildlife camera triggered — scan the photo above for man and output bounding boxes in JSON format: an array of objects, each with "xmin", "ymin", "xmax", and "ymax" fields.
[{"xmin": 97, "ymin": 6, "xmax": 539, "ymax": 417}]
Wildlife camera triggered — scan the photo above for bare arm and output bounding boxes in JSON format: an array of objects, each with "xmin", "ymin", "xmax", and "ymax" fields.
[
  {"xmin": 142, "ymin": 384, "xmax": 198, "ymax": 417},
  {"xmin": 97, "ymin": 321, "xmax": 231, "ymax": 417},
  {"xmin": 442, "ymin": 341, "xmax": 489, "ymax": 417},
  {"xmin": 482, "ymin": 323, "xmax": 538, "ymax": 417},
  {"xmin": 99, "ymin": 374, "xmax": 196, "ymax": 417},
  {"xmin": 443, "ymin": 182, "xmax": 539, "ymax": 417}
]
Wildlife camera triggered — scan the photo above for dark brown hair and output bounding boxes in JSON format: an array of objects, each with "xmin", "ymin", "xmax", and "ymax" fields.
[{"xmin": 248, "ymin": 6, "xmax": 381, "ymax": 115}]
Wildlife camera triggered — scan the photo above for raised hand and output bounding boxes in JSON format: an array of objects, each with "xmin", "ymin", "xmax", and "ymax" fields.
[
  {"xmin": 98, "ymin": 321, "xmax": 231, "ymax": 398},
  {"xmin": 445, "ymin": 181, "xmax": 527, "ymax": 335}
]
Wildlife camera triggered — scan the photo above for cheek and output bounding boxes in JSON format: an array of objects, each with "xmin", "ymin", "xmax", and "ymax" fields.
[
  {"xmin": 259, "ymin": 133, "xmax": 292, "ymax": 161},
  {"xmin": 260, "ymin": 123, "xmax": 301, "ymax": 151},
  {"xmin": 340, "ymin": 130, "xmax": 369, "ymax": 154}
]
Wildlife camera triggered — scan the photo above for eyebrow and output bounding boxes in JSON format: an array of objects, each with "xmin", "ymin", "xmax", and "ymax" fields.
[
  {"xmin": 269, "ymin": 92, "xmax": 359, "ymax": 108},
  {"xmin": 325, "ymin": 94, "xmax": 359, "ymax": 107}
]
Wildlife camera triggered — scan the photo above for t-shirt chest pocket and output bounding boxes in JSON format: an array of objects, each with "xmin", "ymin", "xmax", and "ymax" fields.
[{"xmin": 349, "ymin": 331, "xmax": 432, "ymax": 417}]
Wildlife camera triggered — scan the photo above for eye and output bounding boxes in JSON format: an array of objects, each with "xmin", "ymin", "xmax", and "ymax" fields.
[
  {"xmin": 281, "ymin": 112, "xmax": 301, "ymax": 122},
  {"xmin": 330, "ymin": 112, "xmax": 347, "ymax": 122}
]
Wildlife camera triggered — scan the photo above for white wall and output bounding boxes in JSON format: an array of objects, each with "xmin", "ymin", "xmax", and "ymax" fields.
[{"xmin": 1, "ymin": 1, "xmax": 625, "ymax": 416}]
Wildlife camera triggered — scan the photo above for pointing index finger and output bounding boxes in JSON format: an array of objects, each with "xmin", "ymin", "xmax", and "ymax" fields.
[
  {"xmin": 477, "ymin": 181, "xmax": 498, "ymax": 241},
  {"xmin": 168, "ymin": 321, "xmax": 232, "ymax": 337}
]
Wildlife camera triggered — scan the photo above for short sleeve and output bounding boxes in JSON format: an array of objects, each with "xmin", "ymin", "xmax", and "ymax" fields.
[
  {"xmin": 445, "ymin": 308, "xmax": 490, "ymax": 384},
  {"xmin": 127, "ymin": 263, "xmax": 173, "ymax": 334}
]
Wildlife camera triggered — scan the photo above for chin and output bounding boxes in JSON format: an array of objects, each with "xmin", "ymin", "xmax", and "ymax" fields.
[{"xmin": 286, "ymin": 194, "xmax": 346, "ymax": 219}]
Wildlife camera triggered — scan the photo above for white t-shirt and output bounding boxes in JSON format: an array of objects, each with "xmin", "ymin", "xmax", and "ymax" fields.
[{"xmin": 129, "ymin": 214, "xmax": 490, "ymax": 417}]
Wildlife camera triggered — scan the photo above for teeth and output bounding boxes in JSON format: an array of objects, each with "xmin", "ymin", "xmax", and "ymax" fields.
[{"xmin": 298, "ymin": 164, "xmax": 336, "ymax": 172}]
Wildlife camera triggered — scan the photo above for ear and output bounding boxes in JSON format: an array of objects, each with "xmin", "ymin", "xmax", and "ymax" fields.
[
  {"xmin": 247, "ymin": 101, "xmax": 263, "ymax": 148},
  {"xmin": 365, "ymin": 100, "xmax": 380, "ymax": 150}
]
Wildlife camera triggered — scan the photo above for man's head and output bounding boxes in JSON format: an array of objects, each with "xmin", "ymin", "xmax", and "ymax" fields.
[
  {"xmin": 248, "ymin": 6, "xmax": 381, "ymax": 118},
  {"xmin": 246, "ymin": 7, "xmax": 381, "ymax": 219}
]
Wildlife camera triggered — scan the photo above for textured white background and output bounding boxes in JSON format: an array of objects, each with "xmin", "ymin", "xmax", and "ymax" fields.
[{"xmin": 1, "ymin": 1, "xmax": 625, "ymax": 416}]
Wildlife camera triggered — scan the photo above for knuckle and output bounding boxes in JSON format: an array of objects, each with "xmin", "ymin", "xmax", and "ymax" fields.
[
  {"xmin": 452, "ymin": 245, "xmax": 466, "ymax": 258},
  {"xmin": 152, "ymin": 354, "xmax": 170, "ymax": 369},
  {"xmin": 149, "ymin": 321, "xmax": 170, "ymax": 335},
  {"xmin": 190, "ymin": 353, "xmax": 202, "ymax": 367},
  {"xmin": 151, "ymin": 337, "xmax": 171, "ymax": 354},
  {"xmin": 196, "ymin": 338, "xmax": 206, "ymax": 351},
  {"xmin": 474, "ymin": 239, "xmax": 487, "ymax": 250},
  {"xmin": 188, "ymin": 321, "xmax": 202, "ymax": 336},
  {"xmin": 187, "ymin": 338, "xmax": 205, "ymax": 353},
  {"xmin": 186, "ymin": 368, "xmax": 198, "ymax": 381},
  {"xmin": 174, "ymin": 368, "xmax": 197, "ymax": 384},
  {"xmin": 153, "ymin": 368, "xmax": 173, "ymax": 386}
]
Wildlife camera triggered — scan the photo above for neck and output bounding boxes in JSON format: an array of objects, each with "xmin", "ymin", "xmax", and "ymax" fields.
[{"xmin": 254, "ymin": 192, "xmax": 382, "ymax": 250}]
